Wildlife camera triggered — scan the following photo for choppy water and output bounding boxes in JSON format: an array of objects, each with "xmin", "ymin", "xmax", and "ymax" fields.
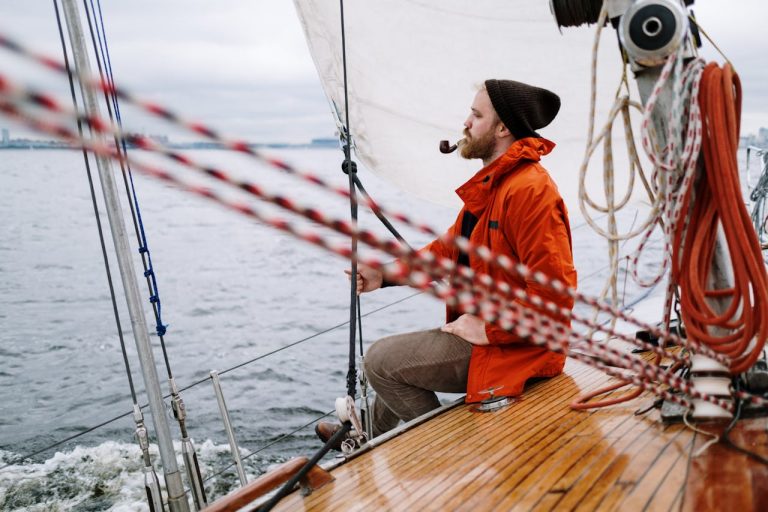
[{"xmin": 0, "ymin": 145, "xmax": 675, "ymax": 509}]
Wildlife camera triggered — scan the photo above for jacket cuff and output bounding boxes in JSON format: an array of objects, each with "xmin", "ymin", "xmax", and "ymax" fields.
[
  {"xmin": 381, "ymin": 277, "xmax": 399, "ymax": 288},
  {"xmin": 485, "ymin": 322, "xmax": 524, "ymax": 345}
]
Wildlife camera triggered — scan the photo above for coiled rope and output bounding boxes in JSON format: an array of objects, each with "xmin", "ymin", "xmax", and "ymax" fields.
[
  {"xmin": 573, "ymin": 0, "xmax": 704, "ymax": 410},
  {"xmin": 578, "ymin": 3, "xmax": 657, "ymax": 325},
  {"xmin": 673, "ymin": 62, "xmax": 768, "ymax": 374}
]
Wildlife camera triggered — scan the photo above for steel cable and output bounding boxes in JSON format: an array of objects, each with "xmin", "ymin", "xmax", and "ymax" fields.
[{"xmin": 0, "ymin": 291, "xmax": 421, "ymax": 471}]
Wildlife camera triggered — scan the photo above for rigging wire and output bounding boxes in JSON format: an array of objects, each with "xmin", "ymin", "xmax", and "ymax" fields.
[
  {"xmin": 0, "ymin": 291, "xmax": 422, "ymax": 471},
  {"xmin": 75, "ymin": 7, "xmax": 202, "ymax": 504},
  {"xmin": 195, "ymin": 408, "xmax": 335, "ymax": 491},
  {"xmin": 339, "ymin": 0, "xmax": 359, "ymax": 401},
  {"xmin": 350, "ymin": 174, "xmax": 412, "ymax": 248},
  {"xmin": 687, "ymin": 15, "xmax": 732, "ymax": 68},
  {"xmin": 51, "ymin": 0, "xmax": 138, "ymax": 405},
  {"xmin": 82, "ymin": 0, "xmax": 172, "ymax": 371},
  {"xmin": 747, "ymin": 147, "xmax": 768, "ymax": 246}
]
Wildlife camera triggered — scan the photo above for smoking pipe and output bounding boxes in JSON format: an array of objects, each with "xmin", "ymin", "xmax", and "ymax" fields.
[{"xmin": 439, "ymin": 138, "xmax": 465, "ymax": 154}]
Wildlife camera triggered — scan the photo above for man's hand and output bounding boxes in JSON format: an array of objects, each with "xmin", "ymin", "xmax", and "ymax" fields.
[
  {"xmin": 441, "ymin": 314, "xmax": 489, "ymax": 345},
  {"xmin": 345, "ymin": 263, "xmax": 383, "ymax": 294}
]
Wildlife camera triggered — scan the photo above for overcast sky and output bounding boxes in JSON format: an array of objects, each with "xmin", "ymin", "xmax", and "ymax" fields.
[{"xmin": 0, "ymin": 1, "xmax": 765, "ymax": 142}]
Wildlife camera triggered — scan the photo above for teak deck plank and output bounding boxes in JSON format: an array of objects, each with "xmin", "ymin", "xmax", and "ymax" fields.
[
  {"xmin": 589, "ymin": 424, "xmax": 691, "ymax": 511},
  {"xmin": 571, "ymin": 420, "xmax": 659, "ymax": 511},
  {"xmin": 618, "ymin": 426, "xmax": 692, "ymax": 510},
  {"xmin": 436, "ymin": 369, "xmax": 616, "ymax": 509},
  {"xmin": 681, "ymin": 416, "xmax": 768, "ymax": 511},
  {"xmin": 359, "ymin": 366, "xmax": 605, "ymax": 510},
  {"xmin": 647, "ymin": 446, "xmax": 690, "ymax": 511},
  {"xmin": 271, "ymin": 356, "xmax": 768, "ymax": 512},
  {"xmin": 489, "ymin": 413, "xmax": 634, "ymax": 510},
  {"xmin": 552, "ymin": 412, "xmax": 654, "ymax": 510}
]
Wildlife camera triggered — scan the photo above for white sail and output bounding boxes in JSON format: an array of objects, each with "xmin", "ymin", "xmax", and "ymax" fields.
[{"xmin": 293, "ymin": 0, "xmax": 626, "ymax": 208}]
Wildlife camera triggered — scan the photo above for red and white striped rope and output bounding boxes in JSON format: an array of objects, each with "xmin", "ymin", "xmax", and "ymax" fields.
[
  {"xmin": 0, "ymin": 95, "xmax": 755, "ymax": 413},
  {"xmin": 2, "ymin": 34, "xmax": 761, "ymax": 411},
  {"xmin": 0, "ymin": 68, "xmax": 729, "ymax": 363}
]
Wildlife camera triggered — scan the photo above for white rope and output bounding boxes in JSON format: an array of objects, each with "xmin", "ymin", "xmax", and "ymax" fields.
[
  {"xmin": 579, "ymin": 6, "xmax": 706, "ymax": 318},
  {"xmin": 683, "ymin": 409, "xmax": 720, "ymax": 458},
  {"xmin": 578, "ymin": 2, "xmax": 657, "ymax": 337}
]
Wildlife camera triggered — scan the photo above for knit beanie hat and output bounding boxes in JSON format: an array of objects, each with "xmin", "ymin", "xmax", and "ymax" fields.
[{"xmin": 484, "ymin": 79, "xmax": 561, "ymax": 139}]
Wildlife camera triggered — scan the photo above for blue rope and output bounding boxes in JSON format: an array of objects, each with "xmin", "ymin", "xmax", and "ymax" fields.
[{"xmin": 90, "ymin": 0, "xmax": 167, "ymax": 338}]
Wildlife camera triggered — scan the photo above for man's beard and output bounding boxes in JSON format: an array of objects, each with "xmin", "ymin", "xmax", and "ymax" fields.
[{"xmin": 460, "ymin": 128, "xmax": 495, "ymax": 161}]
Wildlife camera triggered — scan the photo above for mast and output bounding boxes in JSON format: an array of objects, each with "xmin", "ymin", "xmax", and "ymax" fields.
[
  {"xmin": 59, "ymin": 2, "xmax": 191, "ymax": 509},
  {"xmin": 613, "ymin": 0, "xmax": 733, "ymax": 418}
]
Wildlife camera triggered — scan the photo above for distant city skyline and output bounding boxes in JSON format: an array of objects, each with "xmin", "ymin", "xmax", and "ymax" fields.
[
  {"xmin": 3, "ymin": 122, "xmax": 766, "ymax": 152},
  {"xmin": 0, "ymin": 125, "xmax": 340, "ymax": 149}
]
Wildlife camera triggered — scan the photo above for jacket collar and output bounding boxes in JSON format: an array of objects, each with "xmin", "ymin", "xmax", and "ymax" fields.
[{"xmin": 455, "ymin": 137, "xmax": 555, "ymax": 213}]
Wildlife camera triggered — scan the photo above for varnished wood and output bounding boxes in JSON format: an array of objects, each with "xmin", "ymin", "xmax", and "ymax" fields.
[
  {"xmin": 682, "ymin": 417, "xmax": 768, "ymax": 511},
  {"xmin": 268, "ymin": 352, "xmax": 768, "ymax": 512},
  {"xmin": 203, "ymin": 456, "xmax": 332, "ymax": 512}
]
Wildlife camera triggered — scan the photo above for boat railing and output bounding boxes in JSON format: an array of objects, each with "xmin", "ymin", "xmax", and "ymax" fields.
[
  {"xmin": 1, "ymin": 232, "xmax": 639, "ymax": 472},
  {"xmin": 745, "ymin": 145, "xmax": 768, "ymax": 247},
  {"xmin": 0, "ymin": 290, "xmax": 420, "ymax": 482}
]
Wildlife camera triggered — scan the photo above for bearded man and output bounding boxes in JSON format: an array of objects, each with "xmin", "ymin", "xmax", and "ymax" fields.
[{"xmin": 317, "ymin": 79, "xmax": 577, "ymax": 446}]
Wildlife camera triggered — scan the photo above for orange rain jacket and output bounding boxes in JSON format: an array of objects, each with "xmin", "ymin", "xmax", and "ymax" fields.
[{"xmin": 423, "ymin": 137, "xmax": 577, "ymax": 403}]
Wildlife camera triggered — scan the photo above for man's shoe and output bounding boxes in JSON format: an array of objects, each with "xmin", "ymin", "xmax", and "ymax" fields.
[{"xmin": 315, "ymin": 422, "xmax": 346, "ymax": 451}]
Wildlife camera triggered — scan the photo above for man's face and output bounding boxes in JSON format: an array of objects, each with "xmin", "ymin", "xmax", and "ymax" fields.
[{"xmin": 461, "ymin": 89, "xmax": 500, "ymax": 161}]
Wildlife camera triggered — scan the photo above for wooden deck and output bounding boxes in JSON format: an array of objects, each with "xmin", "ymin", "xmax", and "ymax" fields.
[{"xmin": 271, "ymin": 355, "xmax": 768, "ymax": 511}]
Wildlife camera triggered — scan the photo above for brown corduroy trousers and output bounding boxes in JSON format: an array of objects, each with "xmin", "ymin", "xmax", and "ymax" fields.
[{"xmin": 364, "ymin": 328, "xmax": 472, "ymax": 437}]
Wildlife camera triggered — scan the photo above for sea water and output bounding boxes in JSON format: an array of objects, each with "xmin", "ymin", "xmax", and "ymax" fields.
[{"xmin": 0, "ymin": 144, "xmax": 676, "ymax": 510}]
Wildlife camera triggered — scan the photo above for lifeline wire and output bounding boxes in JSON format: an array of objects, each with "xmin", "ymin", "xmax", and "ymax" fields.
[
  {"xmin": 199, "ymin": 409, "xmax": 336, "ymax": 486},
  {"xmin": 0, "ymin": 291, "xmax": 421, "ymax": 470}
]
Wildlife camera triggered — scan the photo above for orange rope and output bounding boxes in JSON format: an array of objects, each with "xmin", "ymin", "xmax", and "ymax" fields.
[
  {"xmin": 673, "ymin": 62, "xmax": 768, "ymax": 374},
  {"xmin": 573, "ymin": 62, "xmax": 768, "ymax": 409},
  {"xmin": 570, "ymin": 378, "xmax": 644, "ymax": 410}
]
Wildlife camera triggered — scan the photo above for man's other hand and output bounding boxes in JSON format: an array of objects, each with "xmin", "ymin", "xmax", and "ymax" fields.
[
  {"xmin": 441, "ymin": 314, "xmax": 489, "ymax": 345},
  {"xmin": 345, "ymin": 263, "xmax": 383, "ymax": 294}
]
